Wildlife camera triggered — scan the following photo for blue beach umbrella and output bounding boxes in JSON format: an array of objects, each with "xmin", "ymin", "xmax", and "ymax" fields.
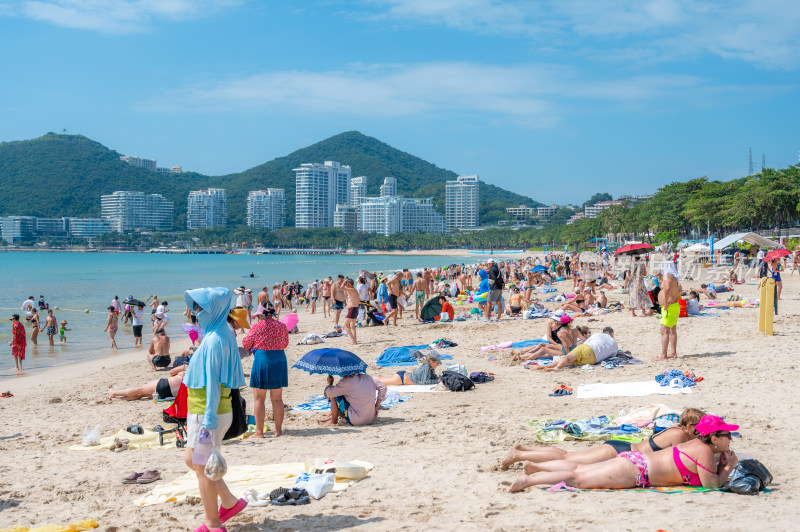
[
  {"xmin": 293, "ymin": 348, "xmax": 368, "ymax": 377},
  {"xmin": 530, "ymin": 265, "xmax": 548, "ymax": 272}
]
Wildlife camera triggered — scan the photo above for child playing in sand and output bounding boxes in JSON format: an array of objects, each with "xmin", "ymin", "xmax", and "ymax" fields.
[{"xmin": 59, "ymin": 320, "xmax": 70, "ymax": 343}]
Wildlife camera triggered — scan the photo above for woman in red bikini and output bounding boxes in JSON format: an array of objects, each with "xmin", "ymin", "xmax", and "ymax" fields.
[{"xmin": 508, "ymin": 415, "xmax": 738, "ymax": 492}]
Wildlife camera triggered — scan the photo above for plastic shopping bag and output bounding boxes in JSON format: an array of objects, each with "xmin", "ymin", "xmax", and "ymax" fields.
[
  {"xmin": 294, "ymin": 472, "xmax": 335, "ymax": 499},
  {"xmin": 205, "ymin": 447, "xmax": 228, "ymax": 481}
]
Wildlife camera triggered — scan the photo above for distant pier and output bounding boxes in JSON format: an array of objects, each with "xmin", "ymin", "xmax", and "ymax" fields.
[{"xmin": 146, "ymin": 247, "xmax": 346, "ymax": 255}]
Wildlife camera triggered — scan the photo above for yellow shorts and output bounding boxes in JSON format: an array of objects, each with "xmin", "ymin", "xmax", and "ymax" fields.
[
  {"xmin": 661, "ymin": 302, "xmax": 679, "ymax": 328},
  {"xmin": 570, "ymin": 344, "xmax": 596, "ymax": 365}
]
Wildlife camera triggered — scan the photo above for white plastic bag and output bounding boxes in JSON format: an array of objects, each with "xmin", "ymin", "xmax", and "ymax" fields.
[
  {"xmin": 304, "ymin": 458, "xmax": 368, "ymax": 480},
  {"xmin": 82, "ymin": 424, "xmax": 101, "ymax": 447},
  {"xmin": 205, "ymin": 447, "xmax": 228, "ymax": 480},
  {"xmin": 294, "ymin": 472, "xmax": 335, "ymax": 499}
]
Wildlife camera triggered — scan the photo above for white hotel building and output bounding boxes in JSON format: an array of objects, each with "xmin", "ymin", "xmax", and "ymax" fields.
[
  {"xmin": 358, "ymin": 196, "xmax": 446, "ymax": 236},
  {"xmin": 445, "ymin": 174, "xmax": 479, "ymax": 230},
  {"xmin": 293, "ymin": 161, "xmax": 351, "ymax": 229},
  {"xmin": 187, "ymin": 188, "xmax": 227, "ymax": 230},
  {"xmin": 247, "ymin": 189, "xmax": 286, "ymax": 230},
  {"xmin": 100, "ymin": 191, "xmax": 173, "ymax": 232}
]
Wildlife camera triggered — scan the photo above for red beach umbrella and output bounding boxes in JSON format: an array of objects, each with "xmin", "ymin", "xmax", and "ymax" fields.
[
  {"xmin": 614, "ymin": 243, "xmax": 655, "ymax": 256},
  {"xmin": 763, "ymin": 249, "xmax": 791, "ymax": 262}
]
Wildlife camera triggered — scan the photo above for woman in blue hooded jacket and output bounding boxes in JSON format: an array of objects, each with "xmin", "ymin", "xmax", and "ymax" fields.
[{"xmin": 182, "ymin": 287, "xmax": 247, "ymax": 531}]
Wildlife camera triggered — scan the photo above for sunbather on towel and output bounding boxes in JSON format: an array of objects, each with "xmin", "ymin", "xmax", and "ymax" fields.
[
  {"xmin": 508, "ymin": 415, "xmax": 738, "ymax": 492},
  {"xmin": 500, "ymin": 408, "xmax": 705, "ymax": 470},
  {"xmin": 533, "ymin": 327, "xmax": 617, "ymax": 370},
  {"xmin": 108, "ymin": 365, "xmax": 186, "ymax": 400},
  {"xmin": 374, "ymin": 353, "xmax": 442, "ymax": 386},
  {"xmin": 512, "ymin": 317, "xmax": 588, "ymax": 361}
]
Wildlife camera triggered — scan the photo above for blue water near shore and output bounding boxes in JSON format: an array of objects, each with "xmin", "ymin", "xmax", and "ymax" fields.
[{"xmin": 0, "ymin": 251, "xmax": 476, "ymax": 376}]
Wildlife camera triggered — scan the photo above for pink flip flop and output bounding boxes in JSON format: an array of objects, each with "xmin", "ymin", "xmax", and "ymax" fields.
[
  {"xmin": 219, "ymin": 498, "xmax": 247, "ymax": 523},
  {"xmin": 194, "ymin": 525, "xmax": 227, "ymax": 532}
]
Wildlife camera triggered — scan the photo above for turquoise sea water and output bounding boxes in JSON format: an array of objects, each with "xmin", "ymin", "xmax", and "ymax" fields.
[{"xmin": 0, "ymin": 251, "xmax": 479, "ymax": 377}]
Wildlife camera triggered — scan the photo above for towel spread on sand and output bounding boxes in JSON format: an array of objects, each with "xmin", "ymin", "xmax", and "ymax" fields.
[
  {"xmin": 1, "ymin": 520, "xmax": 99, "ymax": 532},
  {"xmin": 70, "ymin": 425, "xmax": 254, "ymax": 451},
  {"xmin": 525, "ymin": 417, "xmax": 652, "ymax": 443},
  {"xmin": 613, "ymin": 404, "xmax": 682, "ymax": 425},
  {"xmin": 577, "ymin": 381, "xmax": 693, "ymax": 399},
  {"xmin": 293, "ymin": 392, "xmax": 411, "ymax": 412},
  {"xmin": 480, "ymin": 339, "xmax": 547, "ymax": 351},
  {"xmin": 133, "ymin": 460, "xmax": 373, "ymax": 507},
  {"xmin": 387, "ymin": 385, "xmax": 449, "ymax": 393},
  {"xmin": 376, "ymin": 346, "xmax": 453, "ymax": 367}
]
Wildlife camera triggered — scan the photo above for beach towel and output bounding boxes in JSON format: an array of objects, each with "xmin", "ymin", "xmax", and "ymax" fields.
[
  {"xmin": 525, "ymin": 417, "xmax": 652, "ymax": 443},
  {"xmin": 613, "ymin": 404, "xmax": 681, "ymax": 425},
  {"xmin": 293, "ymin": 392, "xmax": 411, "ymax": 412},
  {"xmin": 375, "ymin": 346, "xmax": 453, "ymax": 367},
  {"xmin": 603, "ymin": 351, "xmax": 644, "ymax": 366},
  {"xmin": 1, "ymin": 520, "xmax": 99, "ymax": 532},
  {"xmin": 133, "ymin": 460, "xmax": 373, "ymax": 507},
  {"xmin": 70, "ymin": 424, "xmax": 257, "ymax": 451},
  {"xmin": 387, "ymin": 385, "xmax": 449, "ymax": 393},
  {"xmin": 559, "ymin": 486, "xmax": 722, "ymax": 494},
  {"xmin": 576, "ymin": 381, "xmax": 693, "ymax": 399},
  {"xmin": 512, "ymin": 339, "xmax": 548, "ymax": 349}
]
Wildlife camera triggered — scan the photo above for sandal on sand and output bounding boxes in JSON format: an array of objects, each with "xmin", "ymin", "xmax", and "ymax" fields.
[
  {"xmin": 136, "ymin": 470, "xmax": 161, "ymax": 484},
  {"xmin": 268, "ymin": 487, "xmax": 289, "ymax": 501},
  {"xmin": 122, "ymin": 472, "xmax": 143, "ymax": 484},
  {"xmin": 219, "ymin": 498, "xmax": 247, "ymax": 524},
  {"xmin": 194, "ymin": 525, "xmax": 227, "ymax": 532},
  {"xmin": 271, "ymin": 488, "xmax": 310, "ymax": 506}
]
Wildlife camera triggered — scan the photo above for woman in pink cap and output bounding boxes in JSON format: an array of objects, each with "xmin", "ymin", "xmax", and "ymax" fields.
[{"xmin": 508, "ymin": 415, "xmax": 739, "ymax": 492}]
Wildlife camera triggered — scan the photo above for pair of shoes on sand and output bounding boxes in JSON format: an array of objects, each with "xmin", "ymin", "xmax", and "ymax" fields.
[
  {"xmin": 109, "ymin": 438, "xmax": 129, "ymax": 452},
  {"xmin": 121, "ymin": 470, "xmax": 160, "ymax": 484}
]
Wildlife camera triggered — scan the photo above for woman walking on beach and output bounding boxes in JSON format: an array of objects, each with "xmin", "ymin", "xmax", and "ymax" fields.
[
  {"xmin": 241, "ymin": 304, "xmax": 289, "ymax": 437},
  {"xmin": 104, "ymin": 306, "xmax": 119, "ymax": 349},
  {"xmin": 627, "ymin": 256, "xmax": 651, "ymax": 317},
  {"xmin": 183, "ymin": 287, "xmax": 247, "ymax": 531},
  {"xmin": 9, "ymin": 314, "xmax": 26, "ymax": 372}
]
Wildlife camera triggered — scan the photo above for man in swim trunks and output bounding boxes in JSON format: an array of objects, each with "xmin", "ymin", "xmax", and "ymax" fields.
[
  {"xmin": 331, "ymin": 275, "xmax": 346, "ymax": 328},
  {"xmin": 412, "ymin": 272, "xmax": 428, "ymax": 320},
  {"xmin": 536, "ymin": 327, "xmax": 618, "ymax": 371},
  {"xmin": 108, "ymin": 364, "xmax": 187, "ymax": 400},
  {"xmin": 658, "ymin": 262, "xmax": 680, "ymax": 360},
  {"xmin": 147, "ymin": 328, "xmax": 171, "ymax": 371},
  {"xmin": 342, "ymin": 279, "xmax": 360, "ymax": 345},
  {"xmin": 43, "ymin": 309, "xmax": 57, "ymax": 346},
  {"xmin": 383, "ymin": 271, "xmax": 403, "ymax": 326}
]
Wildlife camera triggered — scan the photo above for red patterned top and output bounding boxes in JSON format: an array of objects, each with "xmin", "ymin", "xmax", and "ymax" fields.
[
  {"xmin": 242, "ymin": 318, "xmax": 289, "ymax": 351},
  {"xmin": 11, "ymin": 321, "xmax": 26, "ymax": 359}
]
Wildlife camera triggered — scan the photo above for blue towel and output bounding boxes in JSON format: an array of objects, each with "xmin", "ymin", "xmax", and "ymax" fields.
[
  {"xmin": 293, "ymin": 394, "xmax": 412, "ymax": 411},
  {"xmin": 511, "ymin": 339, "xmax": 548, "ymax": 349},
  {"xmin": 376, "ymin": 345, "xmax": 453, "ymax": 367}
]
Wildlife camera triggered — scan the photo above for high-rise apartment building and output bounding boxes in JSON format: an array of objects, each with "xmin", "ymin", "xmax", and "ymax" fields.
[
  {"xmin": 333, "ymin": 205, "xmax": 359, "ymax": 234},
  {"xmin": 445, "ymin": 174, "xmax": 479, "ymax": 231},
  {"xmin": 293, "ymin": 161, "xmax": 351, "ymax": 228},
  {"xmin": 119, "ymin": 155, "xmax": 157, "ymax": 171},
  {"xmin": 100, "ymin": 191, "xmax": 174, "ymax": 232},
  {"xmin": 359, "ymin": 196, "xmax": 446, "ymax": 236},
  {"xmin": 380, "ymin": 176, "xmax": 397, "ymax": 197},
  {"xmin": 247, "ymin": 189, "xmax": 286, "ymax": 230},
  {"xmin": 187, "ymin": 188, "xmax": 227, "ymax": 230},
  {"xmin": 350, "ymin": 176, "xmax": 368, "ymax": 207}
]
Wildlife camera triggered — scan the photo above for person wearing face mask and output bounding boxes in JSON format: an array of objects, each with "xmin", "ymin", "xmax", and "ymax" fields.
[{"xmin": 182, "ymin": 287, "xmax": 247, "ymax": 531}]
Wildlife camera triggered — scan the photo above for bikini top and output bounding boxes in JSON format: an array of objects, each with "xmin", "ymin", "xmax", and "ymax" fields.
[
  {"xmin": 672, "ymin": 447, "xmax": 715, "ymax": 487},
  {"xmin": 648, "ymin": 433, "xmax": 663, "ymax": 452},
  {"xmin": 550, "ymin": 325, "xmax": 563, "ymax": 344}
]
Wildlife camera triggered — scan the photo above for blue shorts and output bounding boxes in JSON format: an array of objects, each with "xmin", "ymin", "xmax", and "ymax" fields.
[
  {"xmin": 335, "ymin": 396, "xmax": 351, "ymax": 423},
  {"xmin": 332, "ymin": 300, "xmax": 344, "ymax": 310}
]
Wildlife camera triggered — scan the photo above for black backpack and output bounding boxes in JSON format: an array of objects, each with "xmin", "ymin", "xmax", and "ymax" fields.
[
  {"xmin": 440, "ymin": 370, "xmax": 474, "ymax": 392},
  {"xmin": 223, "ymin": 388, "xmax": 248, "ymax": 441}
]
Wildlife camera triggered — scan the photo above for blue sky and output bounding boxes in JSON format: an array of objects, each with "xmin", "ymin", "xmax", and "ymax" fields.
[{"xmin": 1, "ymin": 0, "xmax": 798, "ymax": 205}]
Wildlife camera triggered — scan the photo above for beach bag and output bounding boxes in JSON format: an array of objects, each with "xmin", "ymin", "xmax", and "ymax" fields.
[
  {"xmin": 469, "ymin": 372, "xmax": 494, "ymax": 383},
  {"xmin": 294, "ymin": 472, "xmax": 335, "ymax": 500},
  {"xmin": 223, "ymin": 388, "xmax": 247, "ymax": 441},
  {"xmin": 304, "ymin": 458, "xmax": 368, "ymax": 480},
  {"xmin": 446, "ymin": 363, "xmax": 467, "ymax": 376},
  {"xmin": 440, "ymin": 370, "xmax": 474, "ymax": 392},
  {"xmin": 724, "ymin": 459, "xmax": 772, "ymax": 495}
]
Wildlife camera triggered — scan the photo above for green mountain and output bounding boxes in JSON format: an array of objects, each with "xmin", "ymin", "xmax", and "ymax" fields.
[{"xmin": 0, "ymin": 131, "xmax": 540, "ymax": 227}]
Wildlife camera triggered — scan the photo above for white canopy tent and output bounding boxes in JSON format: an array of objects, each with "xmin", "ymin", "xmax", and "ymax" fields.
[
  {"xmin": 684, "ymin": 242, "xmax": 710, "ymax": 253},
  {"xmin": 714, "ymin": 232, "xmax": 778, "ymax": 250}
]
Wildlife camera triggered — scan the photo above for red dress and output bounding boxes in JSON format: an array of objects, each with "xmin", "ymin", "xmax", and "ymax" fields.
[{"xmin": 11, "ymin": 321, "xmax": 26, "ymax": 360}]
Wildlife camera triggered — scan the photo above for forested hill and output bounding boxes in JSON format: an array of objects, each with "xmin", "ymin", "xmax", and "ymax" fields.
[{"xmin": 0, "ymin": 131, "xmax": 540, "ymax": 227}]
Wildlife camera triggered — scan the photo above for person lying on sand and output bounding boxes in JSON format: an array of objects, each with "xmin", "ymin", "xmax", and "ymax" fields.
[
  {"xmin": 511, "ymin": 317, "xmax": 588, "ymax": 361},
  {"xmin": 108, "ymin": 364, "xmax": 187, "ymax": 400},
  {"xmin": 500, "ymin": 408, "xmax": 705, "ymax": 470},
  {"xmin": 508, "ymin": 415, "xmax": 738, "ymax": 492},
  {"xmin": 532, "ymin": 327, "xmax": 617, "ymax": 370},
  {"xmin": 374, "ymin": 353, "xmax": 442, "ymax": 386}
]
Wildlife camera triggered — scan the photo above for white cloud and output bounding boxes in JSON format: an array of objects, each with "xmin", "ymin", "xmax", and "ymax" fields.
[
  {"xmin": 361, "ymin": 0, "xmax": 800, "ymax": 70},
  {"xmin": 4, "ymin": 0, "xmax": 243, "ymax": 33},
  {"xmin": 138, "ymin": 61, "xmax": 736, "ymax": 127}
]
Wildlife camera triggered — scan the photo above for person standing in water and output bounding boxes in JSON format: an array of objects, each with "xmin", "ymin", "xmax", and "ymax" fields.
[
  {"xmin": 43, "ymin": 309, "xmax": 57, "ymax": 346},
  {"xmin": 104, "ymin": 306, "xmax": 119, "ymax": 350},
  {"xmin": 9, "ymin": 314, "xmax": 26, "ymax": 371},
  {"xmin": 29, "ymin": 308, "xmax": 40, "ymax": 346}
]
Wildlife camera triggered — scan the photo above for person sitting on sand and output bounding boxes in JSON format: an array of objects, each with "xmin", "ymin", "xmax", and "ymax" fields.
[
  {"xmin": 374, "ymin": 353, "xmax": 442, "ymax": 386},
  {"xmin": 501, "ymin": 408, "xmax": 705, "ymax": 470},
  {"xmin": 508, "ymin": 415, "xmax": 739, "ymax": 492},
  {"xmin": 319, "ymin": 372, "xmax": 388, "ymax": 426},
  {"xmin": 512, "ymin": 316, "xmax": 588, "ymax": 361},
  {"xmin": 506, "ymin": 288, "xmax": 524, "ymax": 316},
  {"xmin": 560, "ymin": 289, "xmax": 587, "ymax": 313},
  {"xmin": 595, "ymin": 290, "xmax": 608, "ymax": 308},
  {"xmin": 108, "ymin": 364, "xmax": 187, "ymax": 400},
  {"xmin": 533, "ymin": 327, "xmax": 618, "ymax": 370},
  {"xmin": 686, "ymin": 291, "xmax": 702, "ymax": 316}
]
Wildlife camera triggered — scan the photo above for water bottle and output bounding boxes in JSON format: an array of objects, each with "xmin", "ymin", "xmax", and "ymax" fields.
[
  {"xmin": 152, "ymin": 391, "xmax": 159, "ymax": 404},
  {"xmin": 192, "ymin": 428, "xmax": 212, "ymax": 465}
]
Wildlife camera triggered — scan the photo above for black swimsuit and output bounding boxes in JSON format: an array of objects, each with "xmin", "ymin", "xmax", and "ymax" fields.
[
  {"xmin": 648, "ymin": 433, "xmax": 664, "ymax": 452},
  {"xmin": 550, "ymin": 325, "xmax": 563, "ymax": 345}
]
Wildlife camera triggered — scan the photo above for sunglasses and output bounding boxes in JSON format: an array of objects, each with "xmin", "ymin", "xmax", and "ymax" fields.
[
  {"xmin": 192, "ymin": 302, "xmax": 203, "ymax": 312},
  {"xmin": 716, "ymin": 432, "xmax": 732, "ymax": 439}
]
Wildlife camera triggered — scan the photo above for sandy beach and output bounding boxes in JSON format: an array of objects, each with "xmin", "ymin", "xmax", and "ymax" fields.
[{"xmin": 1, "ymin": 259, "xmax": 797, "ymax": 531}]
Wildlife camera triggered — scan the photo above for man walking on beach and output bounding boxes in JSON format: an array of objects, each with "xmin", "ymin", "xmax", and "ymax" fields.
[
  {"xmin": 132, "ymin": 303, "xmax": 145, "ymax": 347},
  {"xmin": 383, "ymin": 271, "xmax": 403, "ymax": 326},
  {"xmin": 9, "ymin": 314, "xmax": 26, "ymax": 372},
  {"xmin": 413, "ymin": 272, "xmax": 428, "ymax": 320},
  {"xmin": 486, "ymin": 259, "xmax": 504, "ymax": 321},
  {"xmin": 657, "ymin": 263, "xmax": 681, "ymax": 360},
  {"xmin": 331, "ymin": 275, "xmax": 346, "ymax": 328}
]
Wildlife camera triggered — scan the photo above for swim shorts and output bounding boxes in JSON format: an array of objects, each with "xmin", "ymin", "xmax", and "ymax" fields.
[
  {"xmin": 388, "ymin": 294, "xmax": 398, "ymax": 310},
  {"xmin": 569, "ymin": 344, "xmax": 596, "ymax": 365},
  {"xmin": 346, "ymin": 307, "xmax": 358, "ymax": 319},
  {"xmin": 133, "ymin": 325, "xmax": 143, "ymax": 338},
  {"xmin": 334, "ymin": 396, "xmax": 351, "ymax": 423},
  {"xmin": 415, "ymin": 291, "xmax": 425, "ymax": 304},
  {"xmin": 47, "ymin": 326, "xmax": 56, "ymax": 335},
  {"xmin": 618, "ymin": 451, "xmax": 651, "ymax": 488},
  {"xmin": 660, "ymin": 302, "xmax": 679, "ymax": 328},
  {"xmin": 156, "ymin": 378, "xmax": 173, "ymax": 399},
  {"xmin": 332, "ymin": 300, "xmax": 344, "ymax": 311}
]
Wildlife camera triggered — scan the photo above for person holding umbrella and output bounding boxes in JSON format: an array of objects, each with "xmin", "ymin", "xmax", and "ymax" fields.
[{"xmin": 242, "ymin": 303, "xmax": 289, "ymax": 437}]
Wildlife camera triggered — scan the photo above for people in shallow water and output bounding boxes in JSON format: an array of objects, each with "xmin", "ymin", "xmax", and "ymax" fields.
[
  {"xmin": 508, "ymin": 415, "xmax": 739, "ymax": 492},
  {"xmin": 500, "ymin": 408, "xmax": 705, "ymax": 470}
]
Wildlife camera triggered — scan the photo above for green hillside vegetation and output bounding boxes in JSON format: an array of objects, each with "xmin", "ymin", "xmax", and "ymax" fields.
[{"xmin": 0, "ymin": 131, "xmax": 540, "ymax": 228}]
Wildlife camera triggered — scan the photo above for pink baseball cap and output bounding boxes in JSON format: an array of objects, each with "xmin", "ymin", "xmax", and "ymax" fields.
[
  {"xmin": 695, "ymin": 415, "xmax": 738, "ymax": 435},
  {"xmin": 560, "ymin": 315, "xmax": 574, "ymax": 324}
]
